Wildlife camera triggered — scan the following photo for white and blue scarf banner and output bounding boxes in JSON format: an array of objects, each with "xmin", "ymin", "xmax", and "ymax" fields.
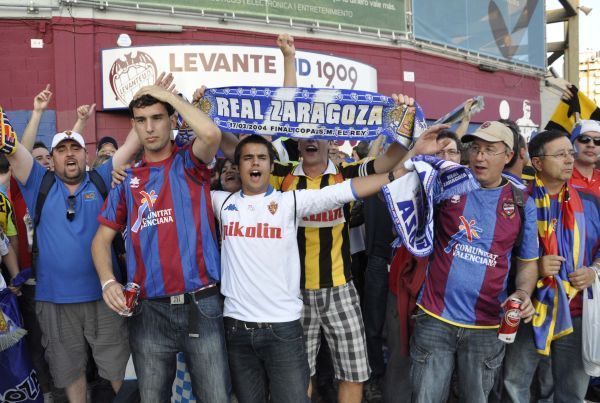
[
  {"xmin": 381, "ymin": 155, "xmax": 480, "ymax": 257},
  {"xmin": 194, "ymin": 86, "xmax": 427, "ymax": 149}
]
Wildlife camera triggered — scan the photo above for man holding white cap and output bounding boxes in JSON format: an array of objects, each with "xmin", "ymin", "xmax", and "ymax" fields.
[
  {"xmin": 570, "ymin": 119, "xmax": 600, "ymax": 197},
  {"xmin": 0, "ymin": 117, "xmax": 140, "ymax": 402},
  {"xmin": 408, "ymin": 121, "xmax": 539, "ymax": 403}
]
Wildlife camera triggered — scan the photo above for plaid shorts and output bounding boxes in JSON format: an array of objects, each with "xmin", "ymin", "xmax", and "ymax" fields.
[{"xmin": 301, "ymin": 281, "xmax": 370, "ymax": 382}]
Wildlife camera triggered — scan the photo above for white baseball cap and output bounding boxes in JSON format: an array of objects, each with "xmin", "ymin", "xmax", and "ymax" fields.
[
  {"xmin": 580, "ymin": 120, "xmax": 600, "ymax": 135},
  {"xmin": 51, "ymin": 131, "xmax": 86, "ymax": 150}
]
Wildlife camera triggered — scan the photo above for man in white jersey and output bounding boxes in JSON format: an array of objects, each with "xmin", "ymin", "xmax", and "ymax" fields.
[{"xmin": 212, "ymin": 133, "xmax": 444, "ymax": 403}]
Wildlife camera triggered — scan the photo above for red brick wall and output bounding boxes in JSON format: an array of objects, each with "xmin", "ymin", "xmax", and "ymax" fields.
[{"xmin": 0, "ymin": 17, "xmax": 541, "ymax": 154}]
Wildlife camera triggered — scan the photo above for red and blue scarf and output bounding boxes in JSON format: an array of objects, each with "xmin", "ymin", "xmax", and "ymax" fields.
[{"xmin": 531, "ymin": 176, "xmax": 584, "ymax": 355}]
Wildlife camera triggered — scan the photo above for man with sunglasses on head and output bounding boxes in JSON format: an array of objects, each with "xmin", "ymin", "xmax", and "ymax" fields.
[
  {"xmin": 0, "ymin": 120, "xmax": 141, "ymax": 402},
  {"xmin": 570, "ymin": 120, "xmax": 600, "ymax": 197}
]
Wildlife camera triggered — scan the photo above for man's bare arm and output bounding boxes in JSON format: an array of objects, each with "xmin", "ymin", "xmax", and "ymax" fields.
[
  {"xmin": 278, "ymin": 33, "xmax": 297, "ymax": 87},
  {"xmin": 71, "ymin": 104, "xmax": 96, "ymax": 135},
  {"xmin": 92, "ymin": 224, "xmax": 127, "ymax": 314},
  {"xmin": 21, "ymin": 85, "xmax": 52, "ymax": 151},
  {"xmin": 504, "ymin": 259, "xmax": 538, "ymax": 323},
  {"xmin": 111, "ymin": 128, "xmax": 141, "ymax": 170}
]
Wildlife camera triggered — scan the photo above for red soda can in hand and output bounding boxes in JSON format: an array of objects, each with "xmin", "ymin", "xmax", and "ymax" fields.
[
  {"xmin": 122, "ymin": 282, "xmax": 140, "ymax": 317},
  {"xmin": 498, "ymin": 297, "xmax": 522, "ymax": 343}
]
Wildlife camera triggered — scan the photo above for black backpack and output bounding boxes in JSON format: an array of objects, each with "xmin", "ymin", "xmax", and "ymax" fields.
[{"xmin": 31, "ymin": 169, "xmax": 127, "ymax": 280}]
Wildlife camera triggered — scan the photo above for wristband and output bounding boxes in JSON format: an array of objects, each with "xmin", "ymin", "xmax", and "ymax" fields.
[
  {"xmin": 515, "ymin": 288, "xmax": 529, "ymax": 298},
  {"xmin": 102, "ymin": 278, "xmax": 116, "ymax": 292},
  {"xmin": 388, "ymin": 171, "xmax": 395, "ymax": 183}
]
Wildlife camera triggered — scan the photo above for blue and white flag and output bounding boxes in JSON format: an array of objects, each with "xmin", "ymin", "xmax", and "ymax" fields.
[
  {"xmin": 381, "ymin": 155, "xmax": 480, "ymax": 257},
  {"xmin": 0, "ymin": 289, "xmax": 42, "ymax": 402},
  {"xmin": 198, "ymin": 86, "xmax": 427, "ymax": 149}
]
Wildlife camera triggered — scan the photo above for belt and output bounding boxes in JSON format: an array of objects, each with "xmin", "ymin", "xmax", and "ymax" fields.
[
  {"xmin": 224, "ymin": 317, "xmax": 273, "ymax": 330},
  {"xmin": 150, "ymin": 285, "xmax": 219, "ymax": 305}
]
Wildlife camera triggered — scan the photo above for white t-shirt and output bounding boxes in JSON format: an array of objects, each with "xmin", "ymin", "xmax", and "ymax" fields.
[{"xmin": 212, "ymin": 180, "xmax": 357, "ymax": 322}]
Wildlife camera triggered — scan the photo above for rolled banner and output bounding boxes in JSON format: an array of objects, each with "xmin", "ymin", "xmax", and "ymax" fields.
[
  {"xmin": 381, "ymin": 155, "xmax": 479, "ymax": 257},
  {"xmin": 198, "ymin": 86, "xmax": 427, "ymax": 149},
  {"xmin": 433, "ymin": 96, "xmax": 485, "ymax": 126},
  {"xmin": 0, "ymin": 106, "xmax": 19, "ymax": 156}
]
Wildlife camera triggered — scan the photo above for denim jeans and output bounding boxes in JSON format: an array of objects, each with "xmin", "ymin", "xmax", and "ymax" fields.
[
  {"xmin": 501, "ymin": 322, "xmax": 553, "ymax": 403},
  {"xmin": 410, "ymin": 312, "xmax": 505, "ymax": 403},
  {"xmin": 225, "ymin": 319, "xmax": 309, "ymax": 403},
  {"xmin": 128, "ymin": 294, "xmax": 230, "ymax": 403},
  {"xmin": 550, "ymin": 316, "xmax": 588, "ymax": 402},
  {"xmin": 364, "ymin": 255, "xmax": 389, "ymax": 378}
]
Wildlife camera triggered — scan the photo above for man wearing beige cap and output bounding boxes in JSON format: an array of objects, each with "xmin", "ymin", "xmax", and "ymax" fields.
[
  {"xmin": 408, "ymin": 121, "xmax": 539, "ymax": 403},
  {"xmin": 0, "ymin": 123, "xmax": 140, "ymax": 402}
]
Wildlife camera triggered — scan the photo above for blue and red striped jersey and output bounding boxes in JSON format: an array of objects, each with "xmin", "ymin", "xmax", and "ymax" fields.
[
  {"xmin": 418, "ymin": 183, "xmax": 539, "ymax": 328},
  {"xmin": 99, "ymin": 145, "xmax": 220, "ymax": 299}
]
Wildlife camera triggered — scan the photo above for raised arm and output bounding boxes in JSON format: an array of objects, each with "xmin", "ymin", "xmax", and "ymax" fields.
[
  {"xmin": 5, "ymin": 145, "xmax": 34, "ymax": 185},
  {"xmin": 21, "ymin": 85, "xmax": 52, "ymax": 151},
  {"xmin": 454, "ymin": 98, "xmax": 475, "ymax": 138},
  {"xmin": 110, "ymin": 128, "xmax": 141, "ymax": 170},
  {"xmin": 135, "ymin": 86, "xmax": 221, "ymax": 163},
  {"xmin": 372, "ymin": 94, "xmax": 449, "ymax": 174},
  {"xmin": 278, "ymin": 33, "xmax": 297, "ymax": 87},
  {"xmin": 71, "ymin": 103, "xmax": 96, "ymax": 135}
]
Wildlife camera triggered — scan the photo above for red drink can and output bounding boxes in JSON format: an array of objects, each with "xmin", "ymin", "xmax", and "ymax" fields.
[
  {"xmin": 498, "ymin": 297, "xmax": 522, "ymax": 343},
  {"xmin": 122, "ymin": 282, "xmax": 140, "ymax": 317}
]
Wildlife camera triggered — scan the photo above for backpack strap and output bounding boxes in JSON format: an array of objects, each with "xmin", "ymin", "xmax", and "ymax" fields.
[
  {"xmin": 88, "ymin": 169, "xmax": 108, "ymax": 199},
  {"xmin": 31, "ymin": 170, "xmax": 56, "ymax": 277},
  {"xmin": 34, "ymin": 170, "xmax": 56, "ymax": 228},
  {"xmin": 219, "ymin": 193, "xmax": 236, "ymax": 242},
  {"xmin": 509, "ymin": 182, "xmax": 525, "ymax": 248},
  {"xmin": 292, "ymin": 190, "xmax": 297, "ymax": 223}
]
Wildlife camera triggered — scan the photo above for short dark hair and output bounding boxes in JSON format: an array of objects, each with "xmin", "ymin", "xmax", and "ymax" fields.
[
  {"xmin": 33, "ymin": 141, "xmax": 49, "ymax": 151},
  {"xmin": 353, "ymin": 141, "xmax": 370, "ymax": 159},
  {"xmin": 498, "ymin": 119, "xmax": 522, "ymax": 168},
  {"xmin": 437, "ymin": 130, "xmax": 461, "ymax": 150},
  {"xmin": 234, "ymin": 135, "xmax": 275, "ymax": 166},
  {"xmin": 528, "ymin": 130, "xmax": 569, "ymax": 158},
  {"xmin": 0, "ymin": 154, "xmax": 9, "ymax": 174},
  {"xmin": 128, "ymin": 95, "xmax": 175, "ymax": 117}
]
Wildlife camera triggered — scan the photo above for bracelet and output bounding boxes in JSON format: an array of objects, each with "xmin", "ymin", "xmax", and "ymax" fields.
[
  {"xmin": 515, "ymin": 288, "xmax": 530, "ymax": 298},
  {"xmin": 101, "ymin": 278, "xmax": 116, "ymax": 292}
]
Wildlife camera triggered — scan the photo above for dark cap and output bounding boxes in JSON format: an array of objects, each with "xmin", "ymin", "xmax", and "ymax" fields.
[{"xmin": 96, "ymin": 136, "xmax": 118, "ymax": 153}]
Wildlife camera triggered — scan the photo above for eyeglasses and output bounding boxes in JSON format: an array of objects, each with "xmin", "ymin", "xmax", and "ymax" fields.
[
  {"xmin": 66, "ymin": 195, "xmax": 76, "ymax": 221},
  {"xmin": 577, "ymin": 135, "xmax": 600, "ymax": 146},
  {"xmin": 536, "ymin": 150, "xmax": 576, "ymax": 160},
  {"xmin": 435, "ymin": 150, "xmax": 460, "ymax": 158},
  {"xmin": 467, "ymin": 146, "xmax": 506, "ymax": 157}
]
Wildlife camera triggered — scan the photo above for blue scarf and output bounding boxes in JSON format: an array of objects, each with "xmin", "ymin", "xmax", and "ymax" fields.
[
  {"xmin": 381, "ymin": 155, "xmax": 480, "ymax": 257},
  {"xmin": 196, "ymin": 86, "xmax": 426, "ymax": 149}
]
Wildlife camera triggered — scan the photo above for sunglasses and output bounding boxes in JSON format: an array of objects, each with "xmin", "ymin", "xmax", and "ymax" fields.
[
  {"xmin": 66, "ymin": 195, "xmax": 76, "ymax": 221},
  {"xmin": 577, "ymin": 135, "xmax": 600, "ymax": 146}
]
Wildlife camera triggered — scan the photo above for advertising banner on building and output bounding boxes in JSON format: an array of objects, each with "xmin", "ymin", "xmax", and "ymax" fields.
[
  {"xmin": 101, "ymin": 45, "xmax": 378, "ymax": 110},
  {"xmin": 103, "ymin": 0, "xmax": 406, "ymax": 32},
  {"xmin": 413, "ymin": 0, "xmax": 545, "ymax": 68}
]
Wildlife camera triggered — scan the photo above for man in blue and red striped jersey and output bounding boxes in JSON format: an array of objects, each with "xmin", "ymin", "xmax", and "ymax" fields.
[
  {"xmin": 92, "ymin": 85, "xmax": 229, "ymax": 402},
  {"xmin": 409, "ymin": 121, "xmax": 540, "ymax": 403}
]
